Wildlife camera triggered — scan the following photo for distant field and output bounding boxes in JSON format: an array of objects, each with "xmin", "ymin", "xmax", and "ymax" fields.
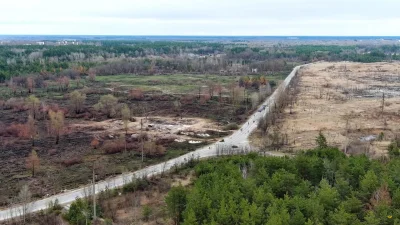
[
  {"xmin": 96, "ymin": 73, "xmax": 286, "ymax": 93},
  {"xmin": 0, "ymin": 73, "xmax": 287, "ymax": 100}
]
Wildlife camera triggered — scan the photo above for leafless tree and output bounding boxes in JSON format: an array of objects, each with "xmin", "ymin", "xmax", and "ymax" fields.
[
  {"xmin": 26, "ymin": 149, "xmax": 40, "ymax": 177},
  {"xmin": 381, "ymin": 92, "xmax": 385, "ymax": 115},
  {"xmin": 69, "ymin": 90, "xmax": 86, "ymax": 114},
  {"xmin": 121, "ymin": 104, "xmax": 131, "ymax": 135},
  {"xmin": 251, "ymin": 93, "xmax": 259, "ymax": 109},
  {"xmin": 18, "ymin": 185, "xmax": 31, "ymax": 224},
  {"xmin": 140, "ymin": 119, "xmax": 144, "ymax": 163},
  {"xmin": 207, "ymin": 81, "xmax": 215, "ymax": 98},
  {"xmin": 92, "ymin": 162, "xmax": 96, "ymax": 220},
  {"xmin": 27, "ymin": 115, "xmax": 37, "ymax": 147},
  {"xmin": 173, "ymin": 99, "xmax": 182, "ymax": 119},
  {"xmin": 8, "ymin": 78, "xmax": 17, "ymax": 95},
  {"xmin": 25, "ymin": 95, "xmax": 40, "ymax": 119},
  {"xmin": 26, "ymin": 77, "xmax": 35, "ymax": 94},
  {"xmin": 48, "ymin": 110, "xmax": 64, "ymax": 144},
  {"xmin": 94, "ymin": 94, "xmax": 118, "ymax": 118}
]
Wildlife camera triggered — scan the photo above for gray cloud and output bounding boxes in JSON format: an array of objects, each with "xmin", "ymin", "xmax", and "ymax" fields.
[
  {"xmin": 0, "ymin": 0, "xmax": 399, "ymax": 35},
  {"xmin": 90, "ymin": 0, "xmax": 400, "ymax": 20}
]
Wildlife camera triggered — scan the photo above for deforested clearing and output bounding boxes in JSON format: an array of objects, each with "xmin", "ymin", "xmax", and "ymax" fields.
[{"xmin": 254, "ymin": 61, "xmax": 400, "ymax": 157}]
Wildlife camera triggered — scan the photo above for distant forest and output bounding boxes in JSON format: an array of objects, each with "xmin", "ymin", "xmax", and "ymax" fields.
[{"xmin": 0, "ymin": 40, "xmax": 400, "ymax": 82}]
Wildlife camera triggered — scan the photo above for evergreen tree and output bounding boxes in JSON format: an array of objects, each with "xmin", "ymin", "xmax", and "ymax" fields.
[
  {"xmin": 316, "ymin": 131, "xmax": 328, "ymax": 148},
  {"xmin": 182, "ymin": 209, "xmax": 197, "ymax": 225},
  {"xmin": 166, "ymin": 185, "xmax": 187, "ymax": 225}
]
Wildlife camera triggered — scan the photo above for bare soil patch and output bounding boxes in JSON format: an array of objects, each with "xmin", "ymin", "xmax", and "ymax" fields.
[
  {"xmin": 70, "ymin": 116, "xmax": 226, "ymax": 143},
  {"xmin": 254, "ymin": 61, "xmax": 400, "ymax": 157}
]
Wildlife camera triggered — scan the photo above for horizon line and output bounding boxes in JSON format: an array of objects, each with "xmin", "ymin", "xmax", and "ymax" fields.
[{"xmin": 1, "ymin": 34, "xmax": 400, "ymax": 37}]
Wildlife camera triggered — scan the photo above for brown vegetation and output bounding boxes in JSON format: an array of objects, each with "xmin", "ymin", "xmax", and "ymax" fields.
[
  {"xmin": 91, "ymin": 138, "xmax": 100, "ymax": 149},
  {"xmin": 48, "ymin": 110, "xmax": 65, "ymax": 144},
  {"xmin": 253, "ymin": 62, "xmax": 400, "ymax": 157},
  {"xmin": 26, "ymin": 150, "xmax": 40, "ymax": 177}
]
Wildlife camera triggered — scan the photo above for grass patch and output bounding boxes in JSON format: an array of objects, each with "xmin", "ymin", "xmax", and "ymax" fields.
[
  {"xmin": 223, "ymin": 123, "xmax": 239, "ymax": 131},
  {"xmin": 96, "ymin": 73, "xmax": 286, "ymax": 93}
]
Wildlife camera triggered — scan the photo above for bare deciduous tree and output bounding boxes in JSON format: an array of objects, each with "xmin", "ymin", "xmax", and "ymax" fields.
[
  {"xmin": 215, "ymin": 83, "xmax": 223, "ymax": 102},
  {"xmin": 229, "ymin": 82, "xmax": 236, "ymax": 104},
  {"xmin": 48, "ymin": 110, "xmax": 65, "ymax": 144},
  {"xmin": 173, "ymin": 99, "xmax": 182, "ymax": 119},
  {"xmin": 26, "ymin": 95, "xmax": 40, "ymax": 119},
  {"xmin": 88, "ymin": 68, "xmax": 96, "ymax": 82},
  {"xmin": 9, "ymin": 78, "xmax": 17, "ymax": 95},
  {"xmin": 233, "ymin": 87, "xmax": 244, "ymax": 106},
  {"xmin": 207, "ymin": 81, "xmax": 215, "ymax": 98},
  {"xmin": 26, "ymin": 77, "xmax": 35, "ymax": 94},
  {"xmin": 129, "ymin": 88, "xmax": 144, "ymax": 100},
  {"xmin": 251, "ymin": 92, "xmax": 259, "ymax": 109},
  {"xmin": 26, "ymin": 149, "xmax": 40, "ymax": 177},
  {"xmin": 381, "ymin": 92, "xmax": 385, "ymax": 115},
  {"xmin": 18, "ymin": 185, "xmax": 32, "ymax": 224},
  {"xmin": 141, "ymin": 102, "xmax": 150, "ymax": 120},
  {"xmin": 121, "ymin": 104, "xmax": 131, "ymax": 134},
  {"xmin": 69, "ymin": 90, "xmax": 86, "ymax": 114},
  {"xmin": 58, "ymin": 76, "xmax": 70, "ymax": 92},
  {"xmin": 94, "ymin": 94, "xmax": 118, "ymax": 118},
  {"xmin": 27, "ymin": 115, "xmax": 37, "ymax": 146}
]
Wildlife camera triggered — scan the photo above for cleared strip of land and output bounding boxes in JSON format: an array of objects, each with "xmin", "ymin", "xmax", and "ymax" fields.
[{"xmin": 257, "ymin": 62, "xmax": 400, "ymax": 157}]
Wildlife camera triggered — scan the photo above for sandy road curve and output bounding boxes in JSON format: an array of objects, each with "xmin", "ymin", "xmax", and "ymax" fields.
[{"xmin": 0, "ymin": 65, "xmax": 305, "ymax": 221}]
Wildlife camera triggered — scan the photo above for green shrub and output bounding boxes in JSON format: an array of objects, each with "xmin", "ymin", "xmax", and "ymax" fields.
[
  {"xmin": 378, "ymin": 132, "xmax": 384, "ymax": 141},
  {"xmin": 104, "ymin": 218, "xmax": 113, "ymax": 225},
  {"xmin": 122, "ymin": 178, "xmax": 150, "ymax": 193},
  {"xmin": 47, "ymin": 199, "xmax": 63, "ymax": 213},
  {"xmin": 63, "ymin": 198, "xmax": 90, "ymax": 225},
  {"xmin": 142, "ymin": 205, "xmax": 152, "ymax": 221},
  {"xmin": 388, "ymin": 141, "xmax": 400, "ymax": 157},
  {"xmin": 223, "ymin": 123, "xmax": 239, "ymax": 131},
  {"xmin": 63, "ymin": 198, "xmax": 101, "ymax": 225}
]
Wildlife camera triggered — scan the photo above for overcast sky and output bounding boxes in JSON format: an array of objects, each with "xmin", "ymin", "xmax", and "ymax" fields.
[{"xmin": 0, "ymin": 0, "xmax": 399, "ymax": 35}]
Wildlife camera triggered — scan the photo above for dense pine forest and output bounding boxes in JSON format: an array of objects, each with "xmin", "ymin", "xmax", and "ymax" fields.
[{"xmin": 165, "ymin": 146, "xmax": 400, "ymax": 225}]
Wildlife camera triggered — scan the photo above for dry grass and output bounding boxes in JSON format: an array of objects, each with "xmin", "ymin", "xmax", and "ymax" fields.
[
  {"xmin": 254, "ymin": 61, "xmax": 400, "ymax": 157},
  {"xmin": 101, "ymin": 173, "xmax": 194, "ymax": 225}
]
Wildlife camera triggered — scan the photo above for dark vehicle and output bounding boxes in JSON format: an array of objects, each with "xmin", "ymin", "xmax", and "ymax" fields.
[{"xmin": 257, "ymin": 105, "xmax": 267, "ymax": 112}]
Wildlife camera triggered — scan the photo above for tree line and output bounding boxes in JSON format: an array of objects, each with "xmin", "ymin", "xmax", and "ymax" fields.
[{"xmin": 1, "ymin": 42, "xmax": 399, "ymax": 82}]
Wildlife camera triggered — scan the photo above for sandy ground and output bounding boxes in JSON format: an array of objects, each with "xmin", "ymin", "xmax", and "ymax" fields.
[
  {"xmin": 257, "ymin": 61, "xmax": 400, "ymax": 157},
  {"xmin": 69, "ymin": 116, "xmax": 223, "ymax": 143}
]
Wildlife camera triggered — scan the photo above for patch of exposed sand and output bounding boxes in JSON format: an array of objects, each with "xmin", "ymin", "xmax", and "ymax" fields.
[
  {"xmin": 69, "ymin": 116, "xmax": 223, "ymax": 142},
  {"xmin": 255, "ymin": 61, "xmax": 400, "ymax": 157}
]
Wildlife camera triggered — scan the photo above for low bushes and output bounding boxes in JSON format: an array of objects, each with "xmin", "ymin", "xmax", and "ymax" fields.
[
  {"xmin": 223, "ymin": 123, "xmax": 239, "ymax": 131},
  {"xmin": 62, "ymin": 157, "xmax": 83, "ymax": 167},
  {"xmin": 102, "ymin": 140, "xmax": 137, "ymax": 154},
  {"xmin": 122, "ymin": 178, "xmax": 150, "ymax": 193}
]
